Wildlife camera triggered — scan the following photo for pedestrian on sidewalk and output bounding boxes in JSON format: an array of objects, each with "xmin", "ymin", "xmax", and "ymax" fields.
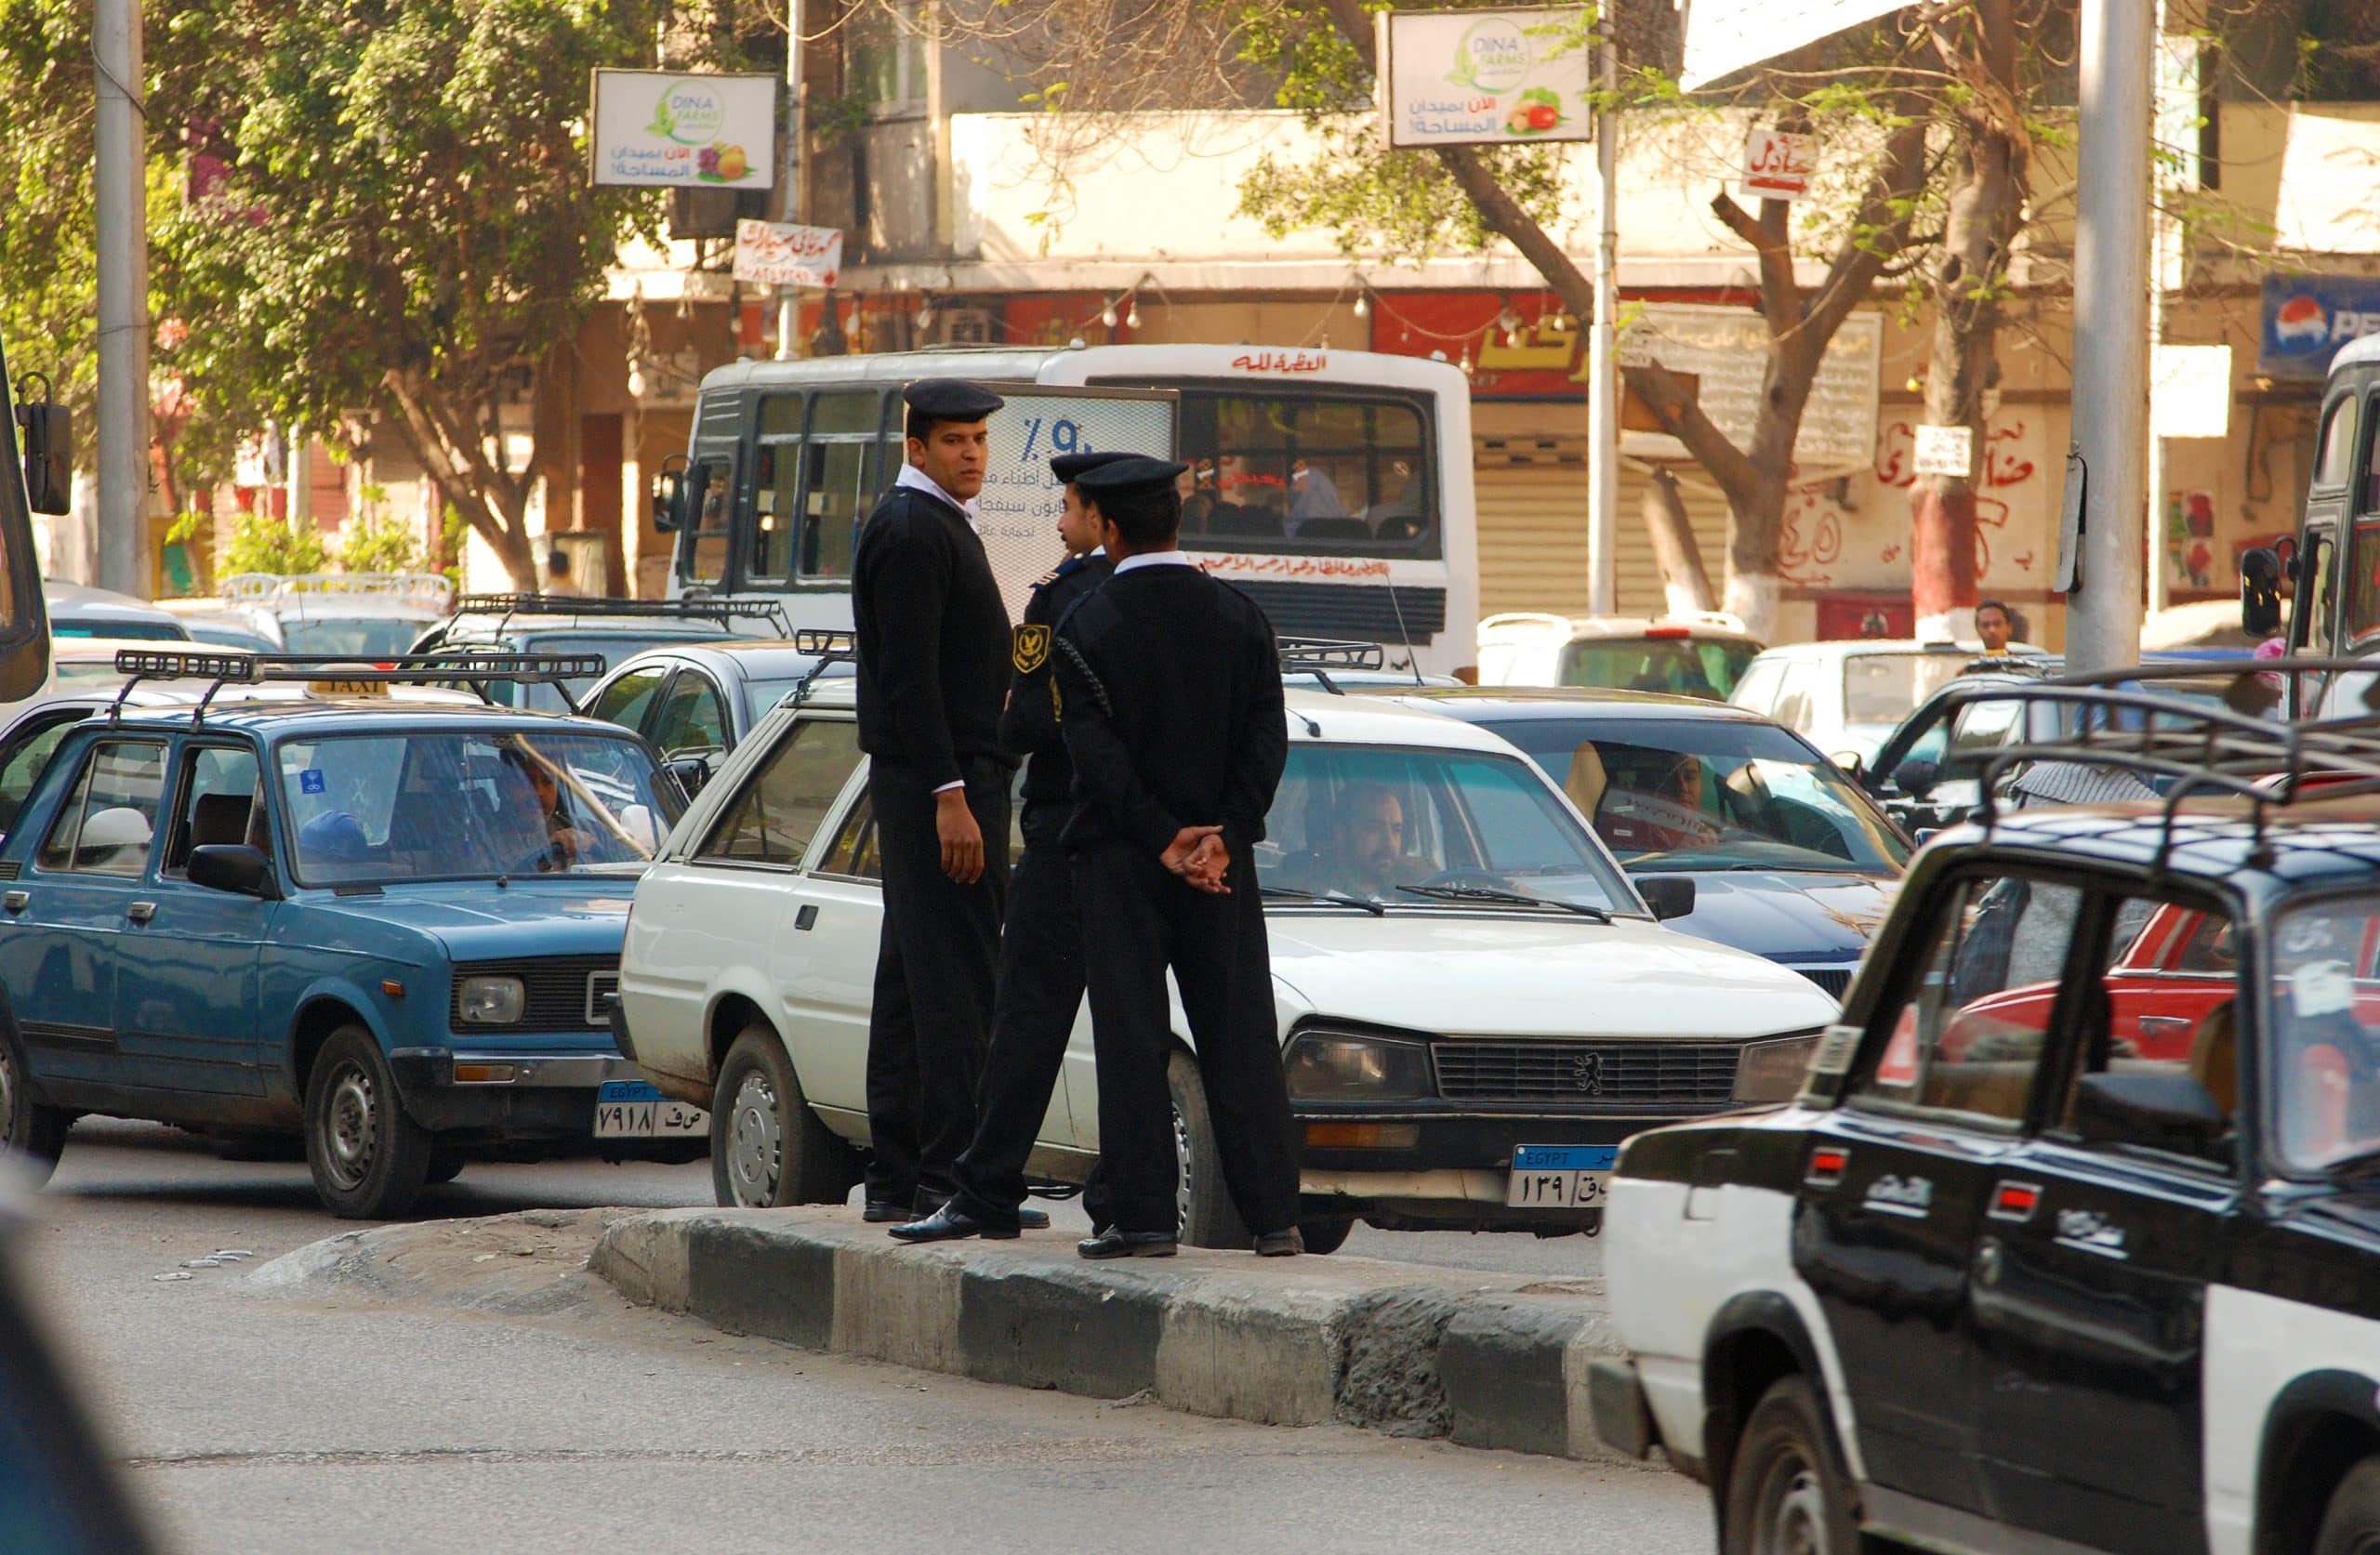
[
  {"xmin": 852, "ymin": 378, "xmax": 1020, "ymax": 1223},
  {"xmin": 891, "ymin": 449, "xmax": 1135, "ymax": 1245},
  {"xmin": 1049, "ymin": 456, "xmax": 1302, "ymax": 1260}
]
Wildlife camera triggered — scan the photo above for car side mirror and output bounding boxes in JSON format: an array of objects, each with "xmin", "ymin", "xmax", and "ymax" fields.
[
  {"xmin": 14, "ymin": 385, "xmax": 70, "ymax": 518},
  {"xmin": 1830, "ymin": 749, "xmax": 1866, "ymax": 780},
  {"xmin": 664, "ymin": 754, "xmax": 714, "ymax": 800},
  {"xmin": 1895, "ymin": 758, "xmax": 1941, "ymax": 799},
  {"xmin": 2071, "ymin": 1071, "xmax": 2228, "ymax": 1156},
  {"xmin": 188, "ymin": 843, "xmax": 278, "ymax": 900},
  {"xmin": 2240, "ymin": 546, "xmax": 2283, "ymax": 638},
  {"xmin": 1636, "ymin": 876, "xmax": 1696, "ymax": 921},
  {"xmin": 651, "ymin": 455, "xmax": 689, "ymax": 534}
]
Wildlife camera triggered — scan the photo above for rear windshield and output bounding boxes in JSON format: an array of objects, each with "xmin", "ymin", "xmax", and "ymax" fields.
[
  {"xmin": 279, "ymin": 617, "xmax": 433, "ymax": 657},
  {"xmin": 1843, "ymin": 652, "xmax": 1975, "ymax": 731},
  {"xmin": 1558, "ymin": 639, "xmax": 1759, "ymax": 699}
]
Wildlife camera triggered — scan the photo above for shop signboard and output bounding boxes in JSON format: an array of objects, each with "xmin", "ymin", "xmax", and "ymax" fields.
[
  {"xmin": 1680, "ymin": 0, "xmax": 1909, "ymax": 91},
  {"xmin": 731, "ymin": 220, "xmax": 842, "ymax": 288},
  {"xmin": 1620, "ymin": 303, "xmax": 1882, "ymax": 475},
  {"xmin": 590, "ymin": 70, "xmax": 776, "ymax": 189},
  {"xmin": 2259, "ymin": 274, "xmax": 2380, "ymax": 380},
  {"xmin": 1377, "ymin": 7, "xmax": 1594, "ymax": 148}
]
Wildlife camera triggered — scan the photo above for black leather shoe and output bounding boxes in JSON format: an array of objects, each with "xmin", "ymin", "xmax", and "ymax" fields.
[
  {"xmin": 1253, "ymin": 1227, "xmax": 1305, "ymax": 1258},
  {"xmin": 1018, "ymin": 1206, "xmax": 1051, "ymax": 1230},
  {"xmin": 912, "ymin": 1189, "xmax": 951, "ymax": 1218},
  {"xmin": 890, "ymin": 1202, "xmax": 1018, "ymax": 1243},
  {"xmin": 1078, "ymin": 1230, "xmax": 1178, "ymax": 1260},
  {"xmin": 862, "ymin": 1199, "xmax": 910, "ymax": 1223}
]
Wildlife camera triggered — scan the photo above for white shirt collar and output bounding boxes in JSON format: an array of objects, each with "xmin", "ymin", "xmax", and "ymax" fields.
[
  {"xmin": 1114, "ymin": 550, "xmax": 1198, "ymax": 574},
  {"xmin": 895, "ymin": 461, "xmax": 980, "ymax": 532}
]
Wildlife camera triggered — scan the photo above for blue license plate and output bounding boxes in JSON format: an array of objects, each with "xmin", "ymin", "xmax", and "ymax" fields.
[
  {"xmin": 1512, "ymin": 1144, "xmax": 1619, "ymax": 1173},
  {"xmin": 599, "ymin": 1079, "xmax": 665, "ymax": 1104}
]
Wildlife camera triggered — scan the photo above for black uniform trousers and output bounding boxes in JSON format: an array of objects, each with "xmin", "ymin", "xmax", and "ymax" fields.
[
  {"xmin": 948, "ymin": 801, "xmax": 1095, "ymax": 1232},
  {"xmin": 863, "ymin": 757, "xmax": 1011, "ymax": 1206},
  {"xmin": 1072, "ymin": 830, "xmax": 1299, "ymax": 1237}
]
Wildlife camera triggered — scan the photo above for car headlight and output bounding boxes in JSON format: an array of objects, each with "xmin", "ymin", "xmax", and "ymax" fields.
[
  {"xmin": 1282, "ymin": 1031, "xmax": 1433, "ymax": 1102},
  {"xmin": 457, "ymin": 975, "xmax": 526, "ymax": 1025},
  {"xmin": 1734, "ymin": 1032, "xmax": 1824, "ymax": 1105}
]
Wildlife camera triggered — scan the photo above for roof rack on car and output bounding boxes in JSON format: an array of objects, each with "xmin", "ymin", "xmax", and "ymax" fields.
[
  {"xmin": 109, "ymin": 649, "xmax": 610, "ymax": 722},
  {"xmin": 774, "ymin": 629, "xmax": 858, "ymax": 710},
  {"xmin": 1278, "ymin": 637, "xmax": 1385, "ymax": 696},
  {"xmin": 451, "ymin": 593, "xmax": 795, "ymax": 639},
  {"xmin": 218, "ymin": 572, "xmax": 455, "ymax": 607}
]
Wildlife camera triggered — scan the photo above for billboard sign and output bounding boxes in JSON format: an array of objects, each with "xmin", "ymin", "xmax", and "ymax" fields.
[
  {"xmin": 591, "ymin": 70, "xmax": 776, "ymax": 189},
  {"xmin": 731, "ymin": 220, "xmax": 842, "ymax": 288},
  {"xmin": 2259, "ymin": 274, "xmax": 2380, "ymax": 380},
  {"xmin": 1378, "ymin": 7, "xmax": 1594, "ymax": 148},
  {"xmin": 1620, "ymin": 303, "xmax": 1883, "ymax": 475},
  {"xmin": 975, "ymin": 388, "xmax": 1178, "ymax": 622}
]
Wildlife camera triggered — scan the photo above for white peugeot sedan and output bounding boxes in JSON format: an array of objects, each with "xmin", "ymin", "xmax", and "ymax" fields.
[{"xmin": 614, "ymin": 679, "xmax": 1839, "ymax": 1251}]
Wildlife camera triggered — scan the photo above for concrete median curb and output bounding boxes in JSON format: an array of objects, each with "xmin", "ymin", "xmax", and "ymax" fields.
[{"xmin": 588, "ymin": 1207, "xmax": 1628, "ymax": 1461}]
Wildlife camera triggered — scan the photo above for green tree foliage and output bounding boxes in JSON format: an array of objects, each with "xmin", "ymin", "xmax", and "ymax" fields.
[
  {"xmin": 221, "ymin": 511, "xmax": 329, "ymax": 578},
  {"xmin": 337, "ymin": 491, "xmax": 428, "ymax": 575}
]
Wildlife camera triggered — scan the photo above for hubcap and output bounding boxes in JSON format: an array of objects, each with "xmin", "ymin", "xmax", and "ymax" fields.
[
  {"xmin": 1759, "ymin": 1453, "xmax": 1831, "ymax": 1555},
  {"xmin": 726, "ymin": 1072, "xmax": 783, "ymax": 1206},
  {"xmin": 1171, "ymin": 1105, "xmax": 1193, "ymax": 1240},
  {"xmin": 320, "ymin": 1063, "xmax": 377, "ymax": 1191}
]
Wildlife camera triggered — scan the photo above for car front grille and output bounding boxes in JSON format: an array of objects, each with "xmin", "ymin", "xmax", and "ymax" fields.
[
  {"xmin": 1792, "ymin": 967, "xmax": 1854, "ymax": 997},
  {"xmin": 1432, "ymin": 1039, "xmax": 1741, "ymax": 1109},
  {"xmin": 451, "ymin": 955, "xmax": 620, "ymax": 1033}
]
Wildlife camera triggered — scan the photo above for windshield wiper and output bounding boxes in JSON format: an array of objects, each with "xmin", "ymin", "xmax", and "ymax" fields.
[
  {"xmin": 1260, "ymin": 885, "xmax": 1385, "ymax": 916},
  {"xmin": 1393, "ymin": 882, "xmax": 1611, "ymax": 922}
]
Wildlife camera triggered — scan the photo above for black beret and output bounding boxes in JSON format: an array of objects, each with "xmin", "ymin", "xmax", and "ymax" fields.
[
  {"xmin": 902, "ymin": 377, "xmax": 1005, "ymax": 421},
  {"xmin": 1074, "ymin": 456, "xmax": 1188, "ymax": 498},
  {"xmin": 1050, "ymin": 450, "xmax": 1137, "ymax": 483}
]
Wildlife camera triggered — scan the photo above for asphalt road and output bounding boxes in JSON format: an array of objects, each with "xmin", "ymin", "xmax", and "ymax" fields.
[{"xmin": 20, "ymin": 1120, "xmax": 1699, "ymax": 1555}]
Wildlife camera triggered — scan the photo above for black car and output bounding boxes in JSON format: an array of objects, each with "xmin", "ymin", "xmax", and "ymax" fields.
[
  {"xmin": 1589, "ymin": 690, "xmax": 2380, "ymax": 1555},
  {"xmin": 1391, "ymin": 688, "xmax": 1909, "ymax": 995}
]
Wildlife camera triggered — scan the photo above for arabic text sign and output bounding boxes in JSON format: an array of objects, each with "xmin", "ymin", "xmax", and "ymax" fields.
[
  {"xmin": 1911, "ymin": 425, "xmax": 1973, "ymax": 479},
  {"xmin": 731, "ymin": 220, "xmax": 842, "ymax": 288},
  {"xmin": 1741, "ymin": 127, "xmax": 1817, "ymax": 201},
  {"xmin": 1680, "ymin": 0, "xmax": 1909, "ymax": 91},
  {"xmin": 974, "ymin": 389, "xmax": 1178, "ymax": 622},
  {"xmin": 591, "ymin": 70, "xmax": 775, "ymax": 189},
  {"xmin": 1620, "ymin": 303, "xmax": 1882, "ymax": 474},
  {"xmin": 1378, "ymin": 7, "xmax": 1593, "ymax": 149}
]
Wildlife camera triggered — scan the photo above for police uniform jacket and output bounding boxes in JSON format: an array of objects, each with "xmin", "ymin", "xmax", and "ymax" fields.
[
  {"xmin": 1051, "ymin": 561, "xmax": 1289, "ymax": 853},
  {"xmin": 851, "ymin": 483, "xmax": 1014, "ymax": 789},
  {"xmin": 1000, "ymin": 550, "xmax": 1113, "ymax": 813}
]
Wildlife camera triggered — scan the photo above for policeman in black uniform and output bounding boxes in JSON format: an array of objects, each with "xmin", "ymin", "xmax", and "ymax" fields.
[
  {"xmin": 1050, "ymin": 456, "xmax": 1302, "ymax": 1259},
  {"xmin": 891, "ymin": 449, "xmax": 1133, "ymax": 1243},
  {"xmin": 852, "ymin": 377, "xmax": 1020, "ymax": 1221}
]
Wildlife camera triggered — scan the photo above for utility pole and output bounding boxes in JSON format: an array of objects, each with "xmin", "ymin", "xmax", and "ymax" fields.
[
  {"xmin": 94, "ymin": 0, "xmax": 150, "ymax": 597},
  {"xmin": 2066, "ymin": 0, "xmax": 2150, "ymax": 675},
  {"xmin": 774, "ymin": 0, "xmax": 806, "ymax": 362},
  {"xmin": 1585, "ymin": 27, "xmax": 1619, "ymax": 617}
]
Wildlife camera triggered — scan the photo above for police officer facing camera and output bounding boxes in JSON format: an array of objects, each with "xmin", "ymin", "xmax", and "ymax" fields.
[
  {"xmin": 1051, "ymin": 456, "xmax": 1302, "ymax": 1260},
  {"xmin": 892, "ymin": 449, "xmax": 1132, "ymax": 1245},
  {"xmin": 851, "ymin": 377, "xmax": 1030, "ymax": 1223}
]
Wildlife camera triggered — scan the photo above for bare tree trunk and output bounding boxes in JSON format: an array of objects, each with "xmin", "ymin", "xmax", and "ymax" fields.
[
  {"xmin": 1913, "ymin": 0, "xmax": 2027, "ymax": 637},
  {"xmin": 1641, "ymin": 464, "xmax": 1715, "ymax": 613}
]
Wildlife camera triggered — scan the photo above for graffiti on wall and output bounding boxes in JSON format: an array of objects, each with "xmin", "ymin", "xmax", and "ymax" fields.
[{"xmin": 1777, "ymin": 415, "xmax": 2052, "ymax": 590}]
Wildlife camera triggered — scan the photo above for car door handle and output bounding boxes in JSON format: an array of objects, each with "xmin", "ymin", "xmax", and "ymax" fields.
[
  {"xmin": 126, "ymin": 901, "xmax": 156, "ymax": 924},
  {"xmin": 794, "ymin": 904, "xmax": 818, "ymax": 931},
  {"xmin": 2137, "ymin": 1015, "xmax": 2190, "ymax": 1039},
  {"xmin": 1, "ymin": 890, "xmax": 25, "ymax": 914},
  {"xmin": 1974, "ymin": 1236, "xmax": 2003, "ymax": 1287}
]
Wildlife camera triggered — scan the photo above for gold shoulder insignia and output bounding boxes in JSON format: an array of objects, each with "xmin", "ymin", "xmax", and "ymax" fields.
[
  {"xmin": 1031, "ymin": 569, "xmax": 1062, "ymax": 588},
  {"xmin": 1012, "ymin": 624, "xmax": 1051, "ymax": 674}
]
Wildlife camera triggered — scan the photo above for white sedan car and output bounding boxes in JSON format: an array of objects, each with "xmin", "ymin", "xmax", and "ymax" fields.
[{"xmin": 615, "ymin": 680, "xmax": 1839, "ymax": 1250}]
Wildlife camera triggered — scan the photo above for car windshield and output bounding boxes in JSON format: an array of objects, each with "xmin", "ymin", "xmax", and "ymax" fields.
[
  {"xmin": 2265, "ymin": 895, "xmax": 2380, "ymax": 1174},
  {"xmin": 1557, "ymin": 639, "xmax": 1758, "ymax": 699},
  {"xmin": 50, "ymin": 620, "xmax": 182, "ymax": 641},
  {"xmin": 741, "ymin": 666, "xmax": 853, "ymax": 725},
  {"xmin": 279, "ymin": 616, "xmax": 434, "ymax": 657},
  {"xmin": 481, "ymin": 631, "xmax": 735, "ymax": 712},
  {"xmin": 1843, "ymin": 652, "xmax": 1975, "ymax": 734},
  {"xmin": 1481, "ymin": 715, "xmax": 1908, "ymax": 874},
  {"xmin": 1256, "ymin": 743, "xmax": 1633, "ymax": 913},
  {"xmin": 275, "ymin": 729, "xmax": 681, "ymax": 886}
]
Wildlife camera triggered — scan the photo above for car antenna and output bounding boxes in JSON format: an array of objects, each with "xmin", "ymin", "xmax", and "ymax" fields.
[{"xmin": 1384, "ymin": 583, "xmax": 1424, "ymax": 685}]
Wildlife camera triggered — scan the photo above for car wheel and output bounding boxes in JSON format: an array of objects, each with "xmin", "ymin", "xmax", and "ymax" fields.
[
  {"xmin": 710, "ymin": 1025, "xmax": 853, "ymax": 1208},
  {"xmin": 2315, "ymin": 1455, "xmax": 2380, "ymax": 1555},
  {"xmin": 1169, "ymin": 1049, "xmax": 1251, "ymax": 1249},
  {"xmin": 425, "ymin": 1149, "xmax": 468, "ymax": 1186},
  {"xmin": 304, "ymin": 1027, "xmax": 433, "ymax": 1219},
  {"xmin": 1722, "ymin": 1375, "xmax": 1858, "ymax": 1555},
  {"xmin": 1297, "ymin": 1214, "xmax": 1355, "ymax": 1256},
  {"xmin": 0, "ymin": 1027, "xmax": 69, "ymax": 1183}
]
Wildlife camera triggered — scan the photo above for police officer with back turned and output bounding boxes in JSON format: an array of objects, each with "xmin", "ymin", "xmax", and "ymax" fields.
[
  {"xmin": 892, "ymin": 449, "xmax": 1132, "ymax": 1243},
  {"xmin": 852, "ymin": 378, "xmax": 1033, "ymax": 1223},
  {"xmin": 1051, "ymin": 456, "xmax": 1303, "ymax": 1259}
]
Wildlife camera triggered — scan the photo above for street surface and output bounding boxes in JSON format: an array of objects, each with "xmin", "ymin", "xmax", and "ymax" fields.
[{"xmin": 28, "ymin": 1120, "xmax": 1686, "ymax": 1554}]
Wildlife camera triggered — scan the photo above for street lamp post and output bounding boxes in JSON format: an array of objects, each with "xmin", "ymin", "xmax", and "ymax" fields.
[{"xmin": 94, "ymin": 0, "xmax": 149, "ymax": 596}]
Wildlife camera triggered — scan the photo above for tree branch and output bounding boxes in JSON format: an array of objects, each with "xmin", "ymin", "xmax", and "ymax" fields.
[
  {"xmin": 1620, "ymin": 361, "xmax": 1764, "ymax": 508},
  {"xmin": 1711, "ymin": 191, "xmax": 1803, "ymax": 339}
]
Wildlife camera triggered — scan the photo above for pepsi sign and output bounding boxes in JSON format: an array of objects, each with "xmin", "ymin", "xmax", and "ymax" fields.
[{"xmin": 2260, "ymin": 275, "xmax": 2380, "ymax": 379}]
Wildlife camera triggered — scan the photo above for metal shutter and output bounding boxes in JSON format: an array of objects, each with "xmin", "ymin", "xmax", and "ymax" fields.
[{"xmin": 1473, "ymin": 437, "xmax": 1732, "ymax": 619}]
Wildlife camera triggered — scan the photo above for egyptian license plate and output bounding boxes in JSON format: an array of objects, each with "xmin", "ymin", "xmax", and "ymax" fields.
[
  {"xmin": 594, "ymin": 1079, "xmax": 707, "ymax": 1138},
  {"xmin": 1505, "ymin": 1144, "xmax": 1619, "ymax": 1208}
]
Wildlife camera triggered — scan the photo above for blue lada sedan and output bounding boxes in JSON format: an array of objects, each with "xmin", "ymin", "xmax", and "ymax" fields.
[{"xmin": 0, "ymin": 652, "xmax": 688, "ymax": 1217}]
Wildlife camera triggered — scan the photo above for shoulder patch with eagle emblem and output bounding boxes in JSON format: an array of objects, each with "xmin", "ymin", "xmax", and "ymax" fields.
[{"xmin": 1012, "ymin": 624, "xmax": 1051, "ymax": 674}]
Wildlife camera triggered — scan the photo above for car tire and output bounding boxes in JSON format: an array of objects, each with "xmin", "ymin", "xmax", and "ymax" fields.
[
  {"xmin": 1297, "ymin": 1214, "xmax": 1355, "ymax": 1255},
  {"xmin": 0, "ymin": 1026, "xmax": 69, "ymax": 1184},
  {"xmin": 1722, "ymin": 1375, "xmax": 1859, "ymax": 1555},
  {"xmin": 710, "ymin": 1025, "xmax": 853, "ymax": 1208},
  {"xmin": 1169, "ymin": 1049, "xmax": 1251, "ymax": 1249},
  {"xmin": 2315, "ymin": 1455, "xmax": 2380, "ymax": 1555},
  {"xmin": 304, "ymin": 1027, "xmax": 433, "ymax": 1219},
  {"xmin": 425, "ymin": 1149, "xmax": 468, "ymax": 1186}
]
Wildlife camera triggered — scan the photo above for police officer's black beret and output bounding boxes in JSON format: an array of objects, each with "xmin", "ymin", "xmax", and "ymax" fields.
[
  {"xmin": 1050, "ymin": 450, "xmax": 1137, "ymax": 483},
  {"xmin": 901, "ymin": 377, "xmax": 1005, "ymax": 421},
  {"xmin": 1073, "ymin": 457, "xmax": 1188, "ymax": 497}
]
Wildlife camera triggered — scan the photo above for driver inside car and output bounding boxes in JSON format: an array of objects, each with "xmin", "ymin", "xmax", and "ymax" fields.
[
  {"xmin": 1295, "ymin": 783, "xmax": 1435, "ymax": 900},
  {"xmin": 1596, "ymin": 753, "xmax": 1721, "ymax": 856},
  {"xmin": 492, "ymin": 748, "xmax": 597, "ymax": 871}
]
